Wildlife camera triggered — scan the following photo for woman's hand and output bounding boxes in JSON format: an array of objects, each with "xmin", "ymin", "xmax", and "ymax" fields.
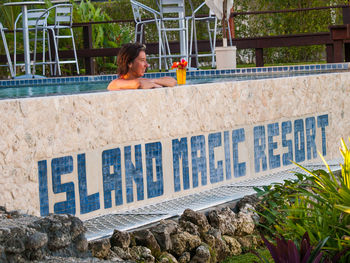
[
  {"xmin": 139, "ymin": 79, "xmax": 162, "ymax": 89},
  {"xmin": 153, "ymin": 76, "xmax": 177, "ymax": 87}
]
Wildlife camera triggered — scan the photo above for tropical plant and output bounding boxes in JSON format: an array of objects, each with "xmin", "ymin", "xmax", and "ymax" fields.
[
  {"xmin": 255, "ymin": 232, "xmax": 328, "ymax": 263},
  {"xmin": 255, "ymin": 138, "xmax": 350, "ymax": 261}
]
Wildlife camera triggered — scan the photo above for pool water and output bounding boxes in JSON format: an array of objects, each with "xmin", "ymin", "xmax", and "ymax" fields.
[{"xmin": 0, "ymin": 70, "xmax": 345, "ymax": 99}]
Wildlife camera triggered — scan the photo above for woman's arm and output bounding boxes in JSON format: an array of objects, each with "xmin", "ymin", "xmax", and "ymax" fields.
[
  {"xmin": 153, "ymin": 76, "xmax": 177, "ymax": 87},
  {"xmin": 107, "ymin": 79, "xmax": 140, "ymax": 90},
  {"xmin": 107, "ymin": 78, "xmax": 162, "ymax": 90}
]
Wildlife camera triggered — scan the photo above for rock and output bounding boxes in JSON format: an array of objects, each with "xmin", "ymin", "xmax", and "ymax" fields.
[
  {"xmin": 48, "ymin": 230, "xmax": 71, "ymax": 250},
  {"xmin": 159, "ymin": 251, "xmax": 178, "ymax": 263},
  {"xmin": 236, "ymin": 194, "xmax": 260, "ymax": 211},
  {"xmin": 131, "ymin": 229, "xmax": 161, "ymax": 256},
  {"xmin": 179, "ymin": 220, "xmax": 200, "ymax": 236},
  {"xmin": 237, "ymin": 235, "xmax": 261, "ymax": 251},
  {"xmin": 130, "ymin": 246, "xmax": 155, "ymax": 263},
  {"xmin": 107, "ymin": 250, "xmax": 124, "ymax": 261},
  {"xmin": 25, "ymin": 232, "xmax": 48, "ymax": 250},
  {"xmin": 222, "ymin": 235, "xmax": 242, "ymax": 256},
  {"xmin": 239, "ymin": 204, "xmax": 260, "ymax": 224},
  {"xmin": 190, "ymin": 244, "xmax": 211, "ymax": 263},
  {"xmin": 179, "ymin": 209, "xmax": 210, "ymax": 234},
  {"xmin": 110, "ymin": 230, "xmax": 130, "ymax": 249},
  {"xmin": 202, "ymin": 232, "xmax": 229, "ymax": 262},
  {"xmin": 111, "ymin": 246, "xmax": 132, "ymax": 260},
  {"xmin": 170, "ymin": 231, "xmax": 201, "ymax": 257},
  {"xmin": 89, "ymin": 239, "xmax": 111, "ymax": 259},
  {"xmin": 69, "ymin": 216, "xmax": 87, "ymax": 240},
  {"xmin": 234, "ymin": 212, "xmax": 255, "ymax": 236},
  {"xmin": 178, "ymin": 251, "xmax": 191, "ymax": 263},
  {"xmin": 4, "ymin": 237, "xmax": 25, "ymax": 253},
  {"xmin": 151, "ymin": 220, "xmax": 178, "ymax": 251},
  {"xmin": 207, "ymin": 207, "xmax": 236, "ymax": 236},
  {"xmin": 73, "ymin": 233, "xmax": 88, "ymax": 252}
]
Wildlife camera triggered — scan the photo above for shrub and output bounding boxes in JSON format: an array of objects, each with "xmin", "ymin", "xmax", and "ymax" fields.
[{"xmin": 255, "ymin": 139, "xmax": 350, "ymax": 261}]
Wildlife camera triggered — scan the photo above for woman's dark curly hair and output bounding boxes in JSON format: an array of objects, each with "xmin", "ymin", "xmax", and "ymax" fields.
[{"xmin": 117, "ymin": 43, "xmax": 146, "ymax": 76}]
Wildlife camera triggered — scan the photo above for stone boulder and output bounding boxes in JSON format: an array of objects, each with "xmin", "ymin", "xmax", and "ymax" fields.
[
  {"xmin": 130, "ymin": 246, "xmax": 155, "ymax": 263},
  {"xmin": 111, "ymin": 246, "xmax": 132, "ymax": 260},
  {"xmin": 131, "ymin": 229, "xmax": 161, "ymax": 256},
  {"xmin": 150, "ymin": 220, "xmax": 178, "ymax": 251},
  {"xmin": 170, "ymin": 231, "xmax": 201, "ymax": 257},
  {"xmin": 207, "ymin": 207, "xmax": 237, "ymax": 236},
  {"xmin": 222, "ymin": 235, "xmax": 242, "ymax": 256},
  {"xmin": 89, "ymin": 239, "xmax": 111, "ymax": 259},
  {"xmin": 178, "ymin": 251, "xmax": 191, "ymax": 263},
  {"xmin": 179, "ymin": 209, "xmax": 210, "ymax": 235},
  {"xmin": 110, "ymin": 230, "xmax": 130, "ymax": 249},
  {"xmin": 190, "ymin": 244, "xmax": 211, "ymax": 263},
  {"xmin": 234, "ymin": 212, "xmax": 255, "ymax": 236},
  {"xmin": 159, "ymin": 251, "xmax": 179, "ymax": 263}
]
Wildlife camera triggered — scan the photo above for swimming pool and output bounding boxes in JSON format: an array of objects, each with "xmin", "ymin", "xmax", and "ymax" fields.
[{"xmin": 0, "ymin": 63, "xmax": 348, "ymax": 99}]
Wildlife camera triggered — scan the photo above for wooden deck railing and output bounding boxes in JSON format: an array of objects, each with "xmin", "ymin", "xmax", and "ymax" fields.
[{"xmin": 1, "ymin": 5, "xmax": 349, "ymax": 75}]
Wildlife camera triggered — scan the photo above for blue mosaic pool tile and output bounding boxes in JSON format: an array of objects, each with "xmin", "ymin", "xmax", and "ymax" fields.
[{"xmin": 0, "ymin": 62, "xmax": 348, "ymax": 89}]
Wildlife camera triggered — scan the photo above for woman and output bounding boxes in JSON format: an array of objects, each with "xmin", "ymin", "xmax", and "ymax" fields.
[{"xmin": 107, "ymin": 43, "xmax": 176, "ymax": 90}]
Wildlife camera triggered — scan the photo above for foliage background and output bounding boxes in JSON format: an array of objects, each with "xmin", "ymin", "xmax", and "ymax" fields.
[{"xmin": 0, "ymin": 0, "xmax": 349, "ymax": 77}]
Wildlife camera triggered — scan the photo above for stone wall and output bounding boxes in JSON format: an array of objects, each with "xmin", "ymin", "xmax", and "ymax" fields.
[{"xmin": 1, "ymin": 72, "xmax": 350, "ymax": 218}]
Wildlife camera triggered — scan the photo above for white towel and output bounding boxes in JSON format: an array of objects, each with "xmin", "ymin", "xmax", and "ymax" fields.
[{"xmin": 205, "ymin": 0, "xmax": 233, "ymax": 20}]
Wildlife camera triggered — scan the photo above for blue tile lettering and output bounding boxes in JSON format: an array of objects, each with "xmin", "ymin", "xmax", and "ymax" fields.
[
  {"xmin": 254, "ymin": 126, "xmax": 267, "ymax": 172},
  {"xmin": 191, "ymin": 135, "xmax": 207, "ymax": 187},
  {"xmin": 268, "ymin": 123, "xmax": 281, "ymax": 169},
  {"xmin": 38, "ymin": 160, "xmax": 49, "ymax": 216},
  {"xmin": 146, "ymin": 142, "xmax": 164, "ymax": 198},
  {"xmin": 208, "ymin": 132, "xmax": 224, "ymax": 184},
  {"xmin": 51, "ymin": 156, "xmax": 75, "ymax": 215},
  {"xmin": 102, "ymin": 148, "xmax": 123, "ymax": 208},
  {"xmin": 317, "ymin": 114, "xmax": 329, "ymax": 156},
  {"xmin": 224, "ymin": 131, "xmax": 232, "ymax": 179},
  {"xmin": 294, "ymin": 119, "xmax": 305, "ymax": 162},
  {"xmin": 305, "ymin": 117, "xmax": 317, "ymax": 160},
  {"xmin": 172, "ymin": 138, "xmax": 190, "ymax": 192},
  {"xmin": 125, "ymin": 145, "xmax": 144, "ymax": 203},
  {"xmin": 232, "ymin": 128, "xmax": 246, "ymax": 177},
  {"xmin": 78, "ymin": 154, "xmax": 100, "ymax": 214},
  {"xmin": 282, "ymin": 121, "xmax": 293, "ymax": 165}
]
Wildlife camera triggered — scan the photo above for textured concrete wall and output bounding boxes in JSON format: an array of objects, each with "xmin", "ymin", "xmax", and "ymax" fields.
[{"xmin": 1, "ymin": 72, "xmax": 349, "ymax": 219}]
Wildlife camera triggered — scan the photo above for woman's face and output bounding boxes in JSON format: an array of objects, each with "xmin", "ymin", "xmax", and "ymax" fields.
[{"xmin": 128, "ymin": 50, "xmax": 148, "ymax": 78}]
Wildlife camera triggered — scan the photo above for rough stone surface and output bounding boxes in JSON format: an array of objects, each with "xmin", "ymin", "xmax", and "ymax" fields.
[
  {"xmin": 190, "ymin": 245, "xmax": 211, "ymax": 263},
  {"xmin": 159, "ymin": 251, "xmax": 179, "ymax": 263},
  {"xmin": 110, "ymin": 230, "xmax": 130, "ymax": 249},
  {"xmin": 111, "ymin": 246, "xmax": 132, "ymax": 260},
  {"xmin": 0, "ymin": 199, "xmax": 267, "ymax": 262},
  {"xmin": 222, "ymin": 235, "xmax": 242, "ymax": 256},
  {"xmin": 131, "ymin": 229, "xmax": 161, "ymax": 256},
  {"xmin": 208, "ymin": 208, "xmax": 237, "ymax": 236},
  {"xmin": 170, "ymin": 231, "xmax": 201, "ymax": 257},
  {"xmin": 179, "ymin": 209, "xmax": 210, "ymax": 234},
  {"xmin": 234, "ymin": 212, "xmax": 255, "ymax": 236},
  {"xmin": 150, "ymin": 220, "xmax": 178, "ymax": 251},
  {"xmin": 89, "ymin": 239, "xmax": 111, "ymax": 259},
  {"xmin": 130, "ymin": 246, "xmax": 155, "ymax": 263},
  {"xmin": 178, "ymin": 252, "xmax": 191, "ymax": 263}
]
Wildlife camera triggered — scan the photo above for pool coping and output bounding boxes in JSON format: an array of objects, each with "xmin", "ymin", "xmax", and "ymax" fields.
[{"xmin": 0, "ymin": 62, "xmax": 349, "ymax": 88}]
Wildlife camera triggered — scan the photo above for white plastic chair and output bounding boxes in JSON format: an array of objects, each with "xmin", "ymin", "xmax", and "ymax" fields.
[
  {"xmin": 0, "ymin": 22, "xmax": 15, "ymax": 78},
  {"xmin": 130, "ymin": 0, "xmax": 160, "ymax": 44},
  {"xmin": 189, "ymin": 2, "xmax": 218, "ymax": 68},
  {"xmin": 157, "ymin": 0, "xmax": 190, "ymax": 70},
  {"xmin": 33, "ymin": 3, "xmax": 79, "ymax": 76},
  {"xmin": 13, "ymin": 9, "xmax": 50, "ymax": 75}
]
